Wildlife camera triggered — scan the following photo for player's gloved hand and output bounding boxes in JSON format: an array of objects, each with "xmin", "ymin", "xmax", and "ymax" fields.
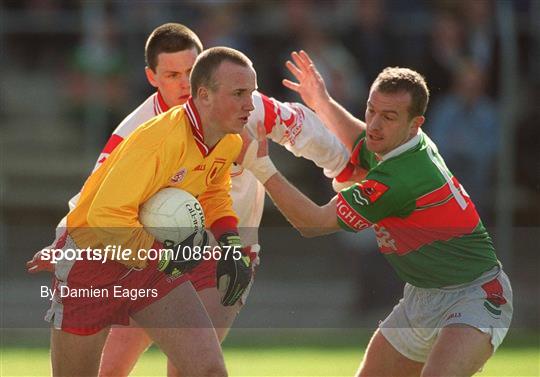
[
  {"xmin": 156, "ymin": 230, "xmax": 208, "ymax": 278},
  {"xmin": 237, "ymin": 121, "xmax": 277, "ymax": 184},
  {"xmin": 26, "ymin": 247, "xmax": 55, "ymax": 274},
  {"xmin": 216, "ymin": 232, "xmax": 253, "ymax": 306}
]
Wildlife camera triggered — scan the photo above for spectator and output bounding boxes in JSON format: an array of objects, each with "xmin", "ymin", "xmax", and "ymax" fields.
[
  {"xmin": 429, "ymin": 59, "xmax": 499, "ymax": 220},
  {"xmin": 419, "ymin": 11, "xmax": 466, "ymax": 103}
]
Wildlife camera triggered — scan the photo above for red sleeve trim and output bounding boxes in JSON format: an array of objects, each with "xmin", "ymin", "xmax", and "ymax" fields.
[
  {"xmin": 210, "ymin": 216, "xmax": 239, "ymax": 240},
  {"xmin": 334, "ymin": 162, "xmax": 355, "ymax": 182},
  {"xmin": 350, "ymin": 138, "xmax": 364, "ymax": 166},
  {"xmin": 260, "ymin": 93, "xmax": 278, "ymax": 134},
  {"xmin": 101, "ymin": 134, "xmax": 124, "ymax": 154}
]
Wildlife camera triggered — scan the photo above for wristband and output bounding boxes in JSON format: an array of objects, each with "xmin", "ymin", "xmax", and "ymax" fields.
[{"xmin": 242, "ymin": 140, "xmax": 278, "ymax": 184}]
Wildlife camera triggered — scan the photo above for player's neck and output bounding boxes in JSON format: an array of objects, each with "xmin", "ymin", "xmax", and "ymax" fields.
[
  {"xmin": 189, "ymin": 97, "xmax": 223, "ymax": 149},
  {"xmin": 202, "ymin": 123, "xmax": 224, "ymax": 149}
]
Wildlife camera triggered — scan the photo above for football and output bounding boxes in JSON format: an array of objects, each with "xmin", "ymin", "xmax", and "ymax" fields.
[{"xmin": 139, "ymin": 187, "xmax": 205, "ymax": 244}]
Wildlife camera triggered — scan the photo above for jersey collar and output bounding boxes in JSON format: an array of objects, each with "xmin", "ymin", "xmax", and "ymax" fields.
[
  {"xmin": 154, "ymin": 91, "xmax": 170, "ymax": 115},
  {"xmin": 184, "ymin": 97, "xmax": 211, "ymax": 156},
  {"xmin": 379, "ymin": 130, "xmax": 423, "ymax": 162}
]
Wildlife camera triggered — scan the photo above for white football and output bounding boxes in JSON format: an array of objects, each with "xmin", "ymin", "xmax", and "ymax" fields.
[{"xmin": 139, "ymin": 188, "xmax": 205, "ymax": 244}]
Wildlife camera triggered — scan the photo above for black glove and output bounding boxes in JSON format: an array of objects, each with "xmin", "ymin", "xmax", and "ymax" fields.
[
  {"xmin": 216, "ymin": 232, "xmax": 253, "ymax": 306},
  {"xmin": 157, "ymin": 230, "xmax": 208, "ymax": 278}
]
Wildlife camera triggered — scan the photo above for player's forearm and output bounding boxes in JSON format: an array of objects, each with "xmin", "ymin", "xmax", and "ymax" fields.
[
  {"xmin": 280, "ymin": 102, "xmax": 350, "ymax": 178},
  {"xmin": 313, "ymin": 97, "xmax": 366, "ymax": 151},
  {"xmin": 263, "ymin": 173, "xmax": 338, "ymax": 238}
]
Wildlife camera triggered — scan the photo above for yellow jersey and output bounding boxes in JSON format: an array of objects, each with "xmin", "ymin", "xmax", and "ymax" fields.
[{"xmin": 67, "ymin": 98, "xmax": 242, "ymax": 268}]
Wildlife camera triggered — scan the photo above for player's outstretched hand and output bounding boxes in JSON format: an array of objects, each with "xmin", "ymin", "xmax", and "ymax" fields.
[
  {"xmin": 237, "ymin": 122, "xmax": 277, "ymax": 184},
  {"xmin": 282, "ymin": 50, "xmax": 331, "ymax": 112},
  {"xmin": 216, "ymin": 233, "xmax": 253, "ymax": 306},
  {"xmin": 26, "ymin": 248, "xmax": 54, "ymax": 274},
  {"xmin": 157, "ymin": 230, "xmax": 208, "ymax": 278}
]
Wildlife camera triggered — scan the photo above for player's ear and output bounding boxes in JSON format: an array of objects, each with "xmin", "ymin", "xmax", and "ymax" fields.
[
  {"xmin": 410, "ymin": 115, "xmax": 425, "ymax": 134},
  {"xmin": 145, "ymin": 67, "xmax": 158, "ymax": 88},
  {"xmin": 197, "ymin": 86, "xmax": 210, "ymax": 104}
]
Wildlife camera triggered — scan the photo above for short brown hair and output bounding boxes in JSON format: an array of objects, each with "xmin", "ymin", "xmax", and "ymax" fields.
[
  {"xmin": 371, "ymin": 67, "xmax": 430, "ymax": 118},
  {"xmin": 190, "ymin": 47, "xmax": 253, "ymax": 97},
  {"xmin": 145, "ymin": 23, "xmax": 203, "ymax": 71}
]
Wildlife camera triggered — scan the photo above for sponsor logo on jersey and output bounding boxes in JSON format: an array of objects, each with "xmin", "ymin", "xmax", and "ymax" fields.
[
  {"xmin": 171, "ymin": 167, "xmax": 187, "ymax": 183},
  {"xmin": 373, "ymin": 224, "xmax": 397, "ymax": 252},
  {"xmin": 358, "ymin": 180, "xmax": 389, "ymax": 204},
  {"xmin": 194, "ymin": 164, "xmax": 206, "ymax": 171},
  {"xmin": 336, "ymin": 194, "xmax": 371, "ymax": 231},
  {"xmin": 350, "ymin": 180, "xmax": 388, "ymax": 206},
  {"xmin": 206, "ymin": 158, "xmax": 226, "ymax": 185},
  {"xmin": 352, "ymin": 188, "xmax": 370, "ymax": 206}
]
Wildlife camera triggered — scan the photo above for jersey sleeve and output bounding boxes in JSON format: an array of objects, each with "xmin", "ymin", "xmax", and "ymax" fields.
[
  {"xmin": 86, "ymin": 146, "xmax": 165, "ymax": 261},
  {"xmin": 250, "ymin": 91, "xmax": 349, "ymax": 178},
  {"xmin": 197, "ymin": 162, "xmax": 239, "ymax": 228},
  {"xmin": 336, "ymin": 172, "xmax": 414, "ymax": 232},
  {"xmin": 92, "ymin": 134, "xmax": 125, "ymax": 172}
]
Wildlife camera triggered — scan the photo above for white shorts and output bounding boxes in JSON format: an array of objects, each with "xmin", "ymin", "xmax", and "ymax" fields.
[{"xmin": 379, "ymin": 266, "xmax": 513, "ymax": 363}]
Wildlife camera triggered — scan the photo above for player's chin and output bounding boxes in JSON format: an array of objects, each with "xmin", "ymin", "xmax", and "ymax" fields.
[
  {"xmin": 231, "ymin": 118, "xmax": 248, "ymax": 133},
  {"xmin": 365, "ymin": 139, "xmax": 379, "ymax": 152},
  {"xmin": 178, "ymin": 95, "xmax": 190, "ymax": 105},
  {"xmin": 366, "ymin": 138, "xmax": 387, "ymax": 153}
]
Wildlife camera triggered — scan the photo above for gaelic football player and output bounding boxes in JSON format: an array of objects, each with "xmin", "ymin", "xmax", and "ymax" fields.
[
  {"xmin": 240, "ymin": 51, "xmax": 513, "ymax": 377},
  {"xmin": 28, "ymin": 24, "xmax": 358, "ymax": 376},
  {"xmin": 44, "ymin": 47, "xmax": 260, "ymax": 377}
]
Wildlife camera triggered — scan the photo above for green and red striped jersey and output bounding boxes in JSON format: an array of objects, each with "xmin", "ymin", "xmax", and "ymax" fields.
[{"xmin": 337, "ymin": 131, "xmax": 498, "ymax": 288}]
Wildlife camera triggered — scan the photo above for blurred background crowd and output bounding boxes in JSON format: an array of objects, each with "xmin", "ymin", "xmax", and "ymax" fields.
[{"xmin": 1, "ymin": 0, "xmax": 538, "ymax": 331}]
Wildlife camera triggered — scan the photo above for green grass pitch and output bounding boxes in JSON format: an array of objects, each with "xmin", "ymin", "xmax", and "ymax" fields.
[
  {"xmin": 1, "ymin": 329, "xmax": 538, "ymax": 376},
  {"xmin": 1, "ymin": 345, "xmax": 538, "ymax": 376}
]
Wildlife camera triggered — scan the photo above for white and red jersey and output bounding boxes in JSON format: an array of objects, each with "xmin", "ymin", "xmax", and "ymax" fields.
[
  {"xmin": 93, "ymin": 92, "xmax": 169, "ymax": 170},
  {"xmin": 58, "ymin": 91, "xmax": 349, "ymax": 245}
]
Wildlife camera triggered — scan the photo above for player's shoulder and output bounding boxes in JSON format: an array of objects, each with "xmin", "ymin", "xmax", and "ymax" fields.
[
  {"xmin": 141, "ymin": 105, "xmax": 188, "ymax": 132},
  {"xmin": 220, "ymin": 133, "xmax": 243, "ymax": 155},
  {"xmin": 361, "ymin": 169, "xmax": 405, "ymax": 204},
  {"xmin": 223, "ymin": 132, "xmax": 242, "ymax": 144},
  {"xmin": 112, "ymin": 94, "xmax": 159, "ymax": 137},
  {"xmin": 122, "ymin": 106, "xmax": 190, "ymax": 150},
  {"xmin": 375, "ymin": 133, "xmax": 447, "ymax": 196}
]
